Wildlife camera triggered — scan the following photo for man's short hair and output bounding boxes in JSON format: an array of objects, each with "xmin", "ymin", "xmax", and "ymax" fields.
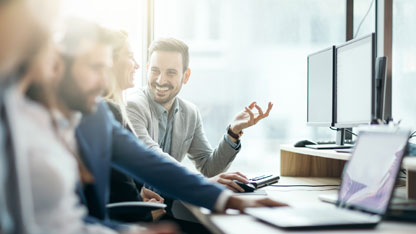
[
  {"xmin": 148, "ymin": 37, "xmax": 189, "ymax": 72},
  {"xmin": 58, "ymin": 18, "xmax": 114, "ymax": 57}
]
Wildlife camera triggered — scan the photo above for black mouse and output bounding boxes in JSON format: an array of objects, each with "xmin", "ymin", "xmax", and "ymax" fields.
[
  {"xmin": 294, "ymin": 139, "xmax": 317, "ymax": 147},
  {"xmin": 233, "ymin": 180, "xmax": 255, "ymax": 193}
]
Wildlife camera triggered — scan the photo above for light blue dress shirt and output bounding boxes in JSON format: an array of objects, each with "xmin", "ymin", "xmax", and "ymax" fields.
[{"xmin": 145, "ymin": 90, "xmax": 239, "ymax": 154}]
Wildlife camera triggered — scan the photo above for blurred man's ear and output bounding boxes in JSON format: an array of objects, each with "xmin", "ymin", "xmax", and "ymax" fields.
[{"xmin": 183, "ymin": 68, "xmax": 191, "ymax": 84}]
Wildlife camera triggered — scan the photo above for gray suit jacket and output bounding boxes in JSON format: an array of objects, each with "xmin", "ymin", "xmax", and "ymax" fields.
[{"xmin": 126, "ymin": 89, "xmax": 240, "ymax": 177}]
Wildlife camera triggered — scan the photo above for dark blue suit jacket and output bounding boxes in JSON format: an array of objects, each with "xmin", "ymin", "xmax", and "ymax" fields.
[{"xmin": 75, "ymin": 101, "xmax": 224, "ymax": 227}]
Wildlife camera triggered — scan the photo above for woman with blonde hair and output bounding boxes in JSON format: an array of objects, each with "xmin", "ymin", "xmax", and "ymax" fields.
[
  {"xmin": 104, "ymin": 30, "xmax": 166, "ymax": 222},
  {"xmin": 104, "ymin": 30, "xmax": 137, "ymax": 131}
]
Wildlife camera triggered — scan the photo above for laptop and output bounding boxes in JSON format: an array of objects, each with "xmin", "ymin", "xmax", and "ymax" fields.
[{"xmin": 246, "ymin": 129, "xmax": 410, "ymax": 229}]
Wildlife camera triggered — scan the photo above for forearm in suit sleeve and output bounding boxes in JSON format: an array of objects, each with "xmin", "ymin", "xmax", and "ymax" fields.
[
  {"xmin": 109, "ymin": 113, "xmax": 224, "ymax": 211},
  {"xmin": 187, "ymin": 110, "xmax": 240, "ymax": 177}
]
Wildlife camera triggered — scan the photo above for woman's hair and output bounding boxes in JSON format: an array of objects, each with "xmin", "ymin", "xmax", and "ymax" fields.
[{"xmin": 103, "ymin": 30, "xmax": 136, "ymax": 133}]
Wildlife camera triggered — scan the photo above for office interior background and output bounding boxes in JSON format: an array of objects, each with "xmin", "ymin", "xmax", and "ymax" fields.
[{"xmin": 61, "ymin": 0, "xmax": 416, "ymax": 174}]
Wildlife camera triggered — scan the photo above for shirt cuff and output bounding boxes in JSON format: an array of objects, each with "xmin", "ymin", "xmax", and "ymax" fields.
[
  {"xmin": 224, "ymin": 134, "xmax": 241, "ymax": 150},
  {"xmin": 214, "ymin": 190, "xmax": 233, "ymax": 212}
]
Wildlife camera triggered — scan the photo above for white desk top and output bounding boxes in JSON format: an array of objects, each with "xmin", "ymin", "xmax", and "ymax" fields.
[
  {"xmin": 403, "ymin": 157, "xmax": 416, "ymax": 171},
  {"xmin": 280, "ymin": 144, "xmax": 352, "ymax": 160},
  {"xmin": 185, "ymin": 177, "xmax": 416, "ymax": 234}
]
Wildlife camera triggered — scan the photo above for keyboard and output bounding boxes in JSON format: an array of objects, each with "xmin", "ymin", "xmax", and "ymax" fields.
[
  {"xmin": 317, "ymin": 141, "xmax": 336, "ymax": 145},
  {"xmin": 249, "ymin": 175, "xmax": 280, "ymax": 189},
  {"xmin": 316, "ymin": 140, "xmax": 355, "ymax": 145},
  {"xmin": 336, "ymin": 148, "xmax": 353, "ymax": 153}
]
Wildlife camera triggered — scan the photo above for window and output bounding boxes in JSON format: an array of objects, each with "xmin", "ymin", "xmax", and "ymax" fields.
[
  {"xmin": 393, "ymin": 0, "xmax": 416, "ymax": 134},
  {"xmin": 60, "ymin": 0, "xmax": 144, "ymax": 86},
  {"xmin": 353, "ymin": 0, "xmax": 376, "ymax": 39},
  {"xmin": 153, "ymin": 0, "xmax": 346, "ymax": 174}
]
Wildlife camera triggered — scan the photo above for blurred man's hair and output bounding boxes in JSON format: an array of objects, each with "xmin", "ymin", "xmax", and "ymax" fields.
[
  {"xmin": 148, "ymin": 37, "xmax": 189, "ymax": 72},
  {"xmin": 58, "ymin": 18, "xmax": 113, "ymax": 57}
]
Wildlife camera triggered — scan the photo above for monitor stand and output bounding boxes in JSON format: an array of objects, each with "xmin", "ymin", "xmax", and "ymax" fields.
[{"xmin": 306, "ymin": 128, "xmax": 353, "ymax": 150}]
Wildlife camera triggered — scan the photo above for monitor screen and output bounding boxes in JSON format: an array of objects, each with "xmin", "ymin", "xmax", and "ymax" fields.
[
  {"xmin": 338, "ymin": 130, "xmax": 409, "ymax": 214},
  {"xmin": 335, "ymin": 34, "xmax": 374, "ymax": 127},
  {"xmin": 307, "ymin": 47, "xmax": 334, "ymax": 126}
]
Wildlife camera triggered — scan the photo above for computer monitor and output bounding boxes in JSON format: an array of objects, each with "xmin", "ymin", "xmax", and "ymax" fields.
[
  {"xmin": 374, "ymin": 56, "xmax": 388, "ymax": 123},
  {"xmin": 307, "ymin": 46, "xmax": 335, "ymax": 127},
  {"xmin": 334, "ymin": 33, "xmax": 375, "ymax": 128}
]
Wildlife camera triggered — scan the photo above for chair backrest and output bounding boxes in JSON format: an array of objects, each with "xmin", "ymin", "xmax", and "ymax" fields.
[
  {"xmin": 1, "ymin": 147, "xmax": 32, "ymax": 234},
  {"xmin": 0, "ymin": 146, "xmax": 13, "ymax": 233},
  {"xmin": 0, "ymin": 90, "xmax": 37, "ymax": 234}
]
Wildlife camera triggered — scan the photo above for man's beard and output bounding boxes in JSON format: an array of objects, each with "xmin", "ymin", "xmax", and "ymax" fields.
[
  {"xmin": 57, "ymin": 58, "xmax": 100, "ymax": 114},
  {"xmin": 149, "ymin": 81, "xmax": 182, "ymax": 105}
]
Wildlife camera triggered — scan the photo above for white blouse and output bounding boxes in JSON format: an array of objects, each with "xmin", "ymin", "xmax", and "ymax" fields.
[{"xmin": 5, "ymin": 87, "xmax": 118, "ymax": 234}]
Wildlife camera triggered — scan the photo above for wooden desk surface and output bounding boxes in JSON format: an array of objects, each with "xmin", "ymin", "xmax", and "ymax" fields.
[{"xmin": 185, "ymin": 177, "xmax": 416, "ymax": 234}]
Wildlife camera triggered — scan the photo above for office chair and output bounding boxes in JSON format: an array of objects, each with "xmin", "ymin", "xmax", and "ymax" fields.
[
  {"xmin": 106, "ymin": 201, "xmax": 166, "ymax": 222},
  {"xmin": 1, "ymin": 103, "xmax": 38, "ymax": 234}
]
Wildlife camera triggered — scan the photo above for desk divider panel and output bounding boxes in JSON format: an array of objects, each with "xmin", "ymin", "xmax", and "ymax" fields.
[
  {"xmin": 407, "ymin": 171, "xmax": 416, "ymax": 199},
  {"xmin": 280, "ymin": 150, "xmax": 346, "ymax": 177}
]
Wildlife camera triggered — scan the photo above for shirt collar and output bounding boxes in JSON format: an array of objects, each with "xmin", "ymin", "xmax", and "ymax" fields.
[
  {"xmin": 145, "ymin": 88, "xmax": 179, "ymax": 119},
  {"xmin": 52, "ymin": 110, "xmax": 82, "ymax": 131}
]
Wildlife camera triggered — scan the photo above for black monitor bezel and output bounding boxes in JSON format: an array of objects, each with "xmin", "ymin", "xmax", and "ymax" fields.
[
  {"xmin": 306, "ymin": 46, "xmax": 335, "ymax": 127},
  {"xmin": 334, "ymin": 33, "xmax": 376, "ymax": 128}
]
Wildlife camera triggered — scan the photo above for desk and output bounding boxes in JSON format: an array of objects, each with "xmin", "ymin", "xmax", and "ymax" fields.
[
  {"xmin": 183, "ymin": 144, "xmax": 416, "ymax": 233},
  {"xmin": 281, "ymin": 145, "xmax": 416, "ymax": 199},
  {"xmin": 185, "ymin": 177, "xmax": 416, "ymax": 234}
]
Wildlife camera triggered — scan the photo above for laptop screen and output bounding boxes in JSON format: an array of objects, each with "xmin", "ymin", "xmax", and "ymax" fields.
[{"xmin": 338, "ymin": 130, "xmax": 409, "ymax": 214}]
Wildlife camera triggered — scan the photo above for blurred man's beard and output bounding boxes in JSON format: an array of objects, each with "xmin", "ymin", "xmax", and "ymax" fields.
[
  {"xmin": 57, "ymin": 60, "xmax": 98, "ymax": 114},
  {"xmin": 26, "ymin": 81, "xmax": 55, "ymax": 109}
]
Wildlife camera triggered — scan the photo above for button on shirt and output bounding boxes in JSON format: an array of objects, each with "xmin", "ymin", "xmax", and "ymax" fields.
[
  {"xmin": 145, "ymin": 90, "xmax": 234, "ymax": 212},
  {"xmin": 145, "ymin": 90, "xmax": 239, "ymax": 155},
  {"xmin": 146, "ymin": 90, "xmax": 179, "ymax": 155},
  {"xmin": 52, "ymin": 110, "xmax": 82, "ymax": 156}
]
